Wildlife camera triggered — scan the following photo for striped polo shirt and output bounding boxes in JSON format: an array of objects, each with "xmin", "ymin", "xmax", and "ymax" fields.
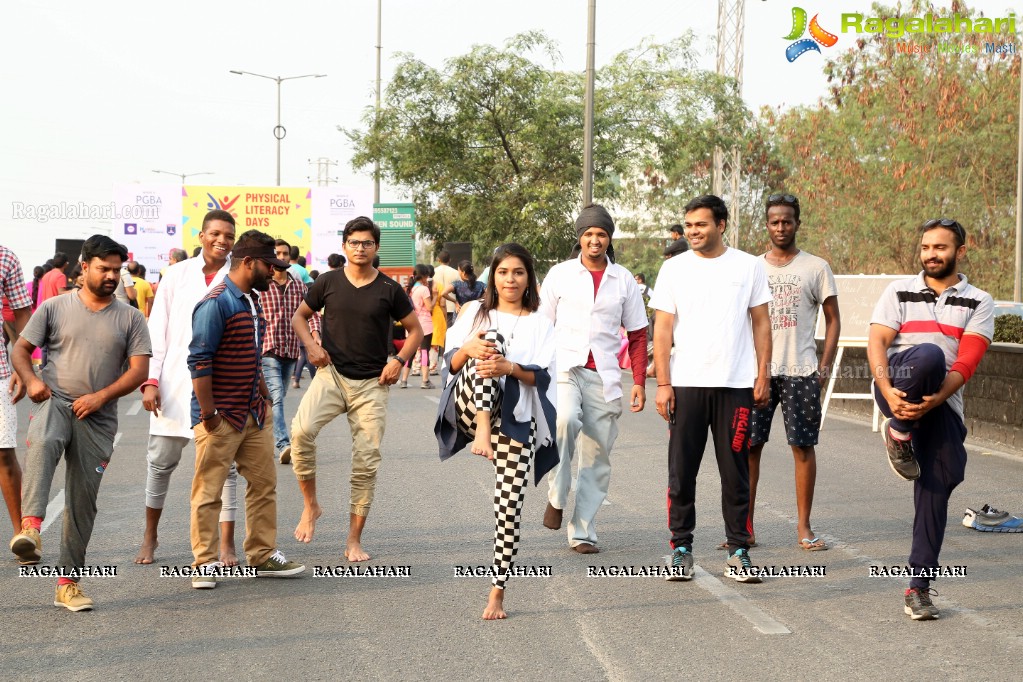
[
  {"xmin": 187, "ymin": 277, "xmax": 267, "ymax": 431},
  {"xmin": 870, "ymin": 272, "xmax": 994, "ymax": 418}
]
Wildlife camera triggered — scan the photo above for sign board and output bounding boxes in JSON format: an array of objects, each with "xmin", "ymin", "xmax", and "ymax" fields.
[
  {"xmin": 815, "ymin": 274, "xmax": 912, "ymax": 343},
  {"xmin": 373, "ymin": 203, "xmax": 416, "ymax": 267}
]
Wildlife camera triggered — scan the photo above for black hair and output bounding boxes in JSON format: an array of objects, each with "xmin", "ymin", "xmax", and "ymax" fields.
[
  {"xmin": 202, "ymin": 209, "xmax": 235, "ymax": 230},
  {"xmin": 289, "ymin": 245, "xmax": 300, "ymax": 261},
  {"xmin": 343, "ymin": 216, "xmax": 381, "ymax": 244},
  {"xmin": 52, "ymin": 252, "xmax": 69, "ymax": 269},
  {"xmin": 635, "ymin": 273, "xmax": 646, "ymax": 283},
  {"xmin": 669, "ymin": 224, "xmax": 683, "ymax": 236},
  {"xmin": 427, "ymin": 264, "xmax": 435, "ymax": 277},
  {"xmin": 31, "ymin": 266, "xmax": 44, "ymax": 306},
  {"xmin": 405, "ymin": 263, "xmax": 431, "ymax": 295},
  {"xmin": 296, "ymin": 255, "xmax": 307, "ymax": 267},
  {"xmin": 275, "ymin": 238, "xmax": 291, "ymax": 250},
  {"xmin": 437, "ymin": 249, "xmax": 451, "ymax": 264},
  {"xmin": 67, "ymin": 262, "xmax": 83, "ymax": 288},
  {"xmin": 372, "ymin": 255, "xmax": 380, "ymax": 268},
  {"xmin": 309, "ymin": 269, "xmax": 319, "ymax": 280},
  {"xmin": 230, "ymin": 230, "xmax": 275, "ymax": 271},
  {"xmin": 472, "ymin": 243, "xmax": 540, "ymax": 331},
  {"xmin": 664, "ymin": 237, "xmax": 690, "ymax": 257},
  {"xmin": 765, "ymin": 194, "xmax": 801, "ymax": 223},
  {"xmin": 81, "ymin": 235, "xmax": 128, "ymax": 263},
  {"xmin": 683, "ymin": 194, "xmax": 728, "ymax": 226},
  {"xmin": 457, "ymin": 260, "xmax": 477, "ymax": 287},
  {"xmin": 920, "ymin": 219, "xmax": 966, "ymax": 249},
  {"xmin": 138, "ymin": 263, "xmax": 147, "ymax": 278},
  {"xmin": 327, "ymin": 253, "xmax": 344, "ymax": 268}
]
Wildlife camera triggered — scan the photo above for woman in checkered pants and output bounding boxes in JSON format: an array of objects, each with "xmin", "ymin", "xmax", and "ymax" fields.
[{"xmin": 435, "ymin": 243, "xmax": 558, "ymax": 620}]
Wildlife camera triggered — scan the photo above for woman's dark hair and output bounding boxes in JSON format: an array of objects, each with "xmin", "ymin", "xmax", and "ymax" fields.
[
  {"xmin": 457, "ymin": 260, "xmax": 477, "ymax": 287},
  {"xmin": 31, "ymin": 266, "xmax": 44, "ymax": 306},
  {"xmin": 80, "ymin": 235, "xmax": 128, "ymax": 263},
  {"xmin": 67, "ymin": 262, "xmax": 83, "ymax": 289},
  {"xmin": 472, "ymin": 243, "xmax": 540, "ymax": 331},
  {"xmin": 405, "ymin": 263, "xmax": 431, "ymax": 295}
]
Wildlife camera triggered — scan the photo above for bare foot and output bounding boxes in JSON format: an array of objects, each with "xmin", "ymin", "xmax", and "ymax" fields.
[
  {"xmin": 482, "ymin": 587, "xmax": 507, "ymax": 620},
  {"xmin": 471, "ymin": 426, "xmax": 494, "ymax": 460},
  {"xmin": 295, "ymin": 503, "xmax": 323, "ymax": 543},
  {"xmin": 134, "ymin": 538, "xmax": 158, "ymax": 564},
  {"xmin": 344, "ymin": 541, "xmax": 371, "ymax": 562}
]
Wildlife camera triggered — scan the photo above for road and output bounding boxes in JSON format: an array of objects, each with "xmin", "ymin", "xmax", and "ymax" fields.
[{"xmin": 2, "ymin": 373, "xmax": 1022, "ymax": 681}]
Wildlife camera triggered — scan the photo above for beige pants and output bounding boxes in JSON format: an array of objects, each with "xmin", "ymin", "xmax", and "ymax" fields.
[
  {"xmin": 191, "ymin": 413, "xmax": 277, "ymax": 567},
  {"xmin": 290, "ymin": 365, "xmax": 389, "ymax": 517}
]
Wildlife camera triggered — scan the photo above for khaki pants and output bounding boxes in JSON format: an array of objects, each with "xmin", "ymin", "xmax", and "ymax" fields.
[
  {"xmin": 191, "ymin": 413, "xmax": 277, "ymax": 567},
  {"xmin": 290, "ymin": 365, "xmax": 388, "ymax": 517}
]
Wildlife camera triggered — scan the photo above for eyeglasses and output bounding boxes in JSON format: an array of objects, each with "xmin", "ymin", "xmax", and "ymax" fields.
[
  {"xmin": 767, "ymin": 194, "xmax": 799, "ymax": 205},
  {"xmin": 346, "ymin": 240, "xmax": 377, "ymax": 250},
  {"xmin": 923, "ymin": 218, "xmax": 965, "ymax": 243}
]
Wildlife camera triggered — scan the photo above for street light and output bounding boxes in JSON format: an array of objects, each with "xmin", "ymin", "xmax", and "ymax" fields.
[
  {"xmin": 229, "ymin": 70, "xmax": 327, "ymax": 186},
  {"xmin": 152, "ymin": 170, "xmax": 214, "ymax": 183}
]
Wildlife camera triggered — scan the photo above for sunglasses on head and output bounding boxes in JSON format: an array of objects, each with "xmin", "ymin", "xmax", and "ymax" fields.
[
  {"xmin": 767, "ymin": 194, "xmax": 799, "ymax": 205},
  {"xmin": 923, "ymin": 218, "xmax": 965, "ymax": 242}
]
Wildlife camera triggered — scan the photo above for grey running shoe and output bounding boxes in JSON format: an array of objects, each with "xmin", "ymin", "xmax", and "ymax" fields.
[
  {"xmin": 724, "ymin": 548, "xmax": 762, "ymax": 583},
  {"xmin": 881, "ymin": 418, "xmax": 920, "ymax": 481},
  {"xmin": 904, "ymin": 587, "xmax": 939, "ymax": 620},
  {"xmin": 665, "ymin": 547, "xmax": 694, "ymax": 582},
  {"xmin": 963, "ymin": 504, "xmax": 1023, "ymax": 533}
]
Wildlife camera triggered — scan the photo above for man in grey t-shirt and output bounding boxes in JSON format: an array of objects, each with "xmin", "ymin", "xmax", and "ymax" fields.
[
  {"xmin": 746, "ymin": 194, "xmax": 840, "ymax": 552},
  {"xmin": 10, "ymin": 235, "xmax": 151, "ymax": 612}
]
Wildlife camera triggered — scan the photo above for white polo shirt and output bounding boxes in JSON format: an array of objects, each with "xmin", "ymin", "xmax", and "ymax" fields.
[{"xmin": 539, "ymin": 255, "xmax": 648, "ymax": 402}]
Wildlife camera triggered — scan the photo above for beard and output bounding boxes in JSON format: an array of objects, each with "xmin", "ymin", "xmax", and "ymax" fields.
[
  {"xmin": 251, "ymin": 273, "xmax": 271, "ymax": 291},
  {"xmin": 922, "ymin": 254, "xmax": 957, "ymax": 279}
]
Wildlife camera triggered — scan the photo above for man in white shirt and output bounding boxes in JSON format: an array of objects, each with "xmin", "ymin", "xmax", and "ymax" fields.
[
  {"xmin": 134, "ymin": 210, "xmax": 240, "ymax": 565},
  {"xmin": 539, "ymin": 205, "xmax": 649, "ymax": 553},
  {"xmin": 651, "ymin": 194, "xmax": 772, "ymax": 583},
  {"xmin": 433, "ymin": 250, "xmax": 459, "ymax": 325}
]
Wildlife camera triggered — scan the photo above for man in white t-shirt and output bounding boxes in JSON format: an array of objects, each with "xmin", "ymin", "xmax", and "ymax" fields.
[
  {"xmin": 650, "ymin": 194, "xmax": 772, "ymax": 584},
  {"xmin": 746, "ymin": 194, "xmax": 840, "ymax": 553},
  {"xmin": 539, "ymin": 205, "xmax": 649, "ymax": 553}
]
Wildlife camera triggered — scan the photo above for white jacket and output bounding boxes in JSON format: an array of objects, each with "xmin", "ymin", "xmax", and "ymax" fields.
[{"xmin": 147, "ymin": 256, "xmax": 230, "ymax": 438}]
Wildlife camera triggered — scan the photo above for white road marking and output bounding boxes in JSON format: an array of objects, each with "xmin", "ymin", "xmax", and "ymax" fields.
[
  {"xmin": 127, "ymin": 399, "xmax": 142, "ymax": 416},
  {"xmin": 424, "ymin": 396, "xmax": 440, "ymax": 404},
  {"xmin": 113, "ymin": 432, "xmax": 122, "ymax": 448},
  {"xmin": 40, "ymin": 489, "xmax": 65, "ymax": 534},
  {"xmin": 690, "ymin": 565, "xmax": 792, "ymax": 635}
]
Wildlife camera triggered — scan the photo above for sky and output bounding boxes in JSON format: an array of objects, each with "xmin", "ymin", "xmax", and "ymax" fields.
[{"xmin": 0, "ymin": 0, "xmax": 977, "ymax": 274}]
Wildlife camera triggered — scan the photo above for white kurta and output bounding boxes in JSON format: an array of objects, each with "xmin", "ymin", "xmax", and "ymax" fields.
[{"xmin": 147, "ymin": 256, "xmax": 230, "ymax": 438}]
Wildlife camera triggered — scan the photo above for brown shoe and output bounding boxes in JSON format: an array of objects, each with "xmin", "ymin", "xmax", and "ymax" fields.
[
  {"xmin": 543, "ymin": 503, "xmax": 563, "ymax": 530},
  {"xmin": 572, "ymin": 543, "xmax": 599, "ymax": 554}
]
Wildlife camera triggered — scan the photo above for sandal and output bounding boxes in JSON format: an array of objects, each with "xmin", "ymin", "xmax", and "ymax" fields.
[{"xmin": 799, "ymin": 537, "xmax": 828, "ymax": 551}]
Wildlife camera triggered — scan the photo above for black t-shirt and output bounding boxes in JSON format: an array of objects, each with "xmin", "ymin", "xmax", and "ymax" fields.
[{"xmin": 305, "ymin": 269, "xmax": 414, "ymax": 379}]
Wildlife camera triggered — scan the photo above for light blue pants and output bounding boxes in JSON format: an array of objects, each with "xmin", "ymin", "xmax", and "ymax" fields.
[{"xmin": 262, "ymin": 355, "xmax": 296, "ymax": 453}]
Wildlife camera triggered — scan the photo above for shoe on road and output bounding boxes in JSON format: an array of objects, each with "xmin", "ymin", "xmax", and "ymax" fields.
[
  {"xmin": 963, "ymin": 504, "xmax": 1023, "ymax": 532},
  {"xmin": 666, "ymin": 547, "xmax": 694, "ymax": 582},
  {"xmin": 54, "ymin": 582, "xmax": 94, "ymax": 611},
  {"xmin": 254, "ymin": 550, "xmax": 305, "ymax": 577},
  {"xmin": 904, "ymin": 587, "xmax": 939, "ymax": 620}
]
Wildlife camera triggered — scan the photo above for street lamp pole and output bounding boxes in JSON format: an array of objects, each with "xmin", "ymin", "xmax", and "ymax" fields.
[
  {"xmin": 152, "ymin": 170, "xmax": 214, "ymax": 184},
  {"xmin": 375, "ymin": 0, "xmax": 383, "ymax": 204},
  {"xmin": 230, "ymin": 70, "xmax": 327, "ymax": 186},
  {"xmin": 582, "ymin": 0, "xmax": 596, "ymax": 206},
  {"xmin": 1015, "ymin": 57, "xmax": 1023, "ymax": 302}
]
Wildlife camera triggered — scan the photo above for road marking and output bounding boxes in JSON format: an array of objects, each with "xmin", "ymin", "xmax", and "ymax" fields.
[
  {"xmin": 127, "ymin": 399, "xmax": 142, "ymax": 416},
  {"xmin": 688, "ymin": 564, "xmax": 792, "ymax": 635},
  {"xmin": 424, "ymin": 396, "xmax": 440, "ymax": 404},
  {"xmin": 113, "ymin": 432, "xmax": 122, "ymax": 448},
  {"xmin": 40, "ymin": 489, "xmax": 65, "ymax": 534}
]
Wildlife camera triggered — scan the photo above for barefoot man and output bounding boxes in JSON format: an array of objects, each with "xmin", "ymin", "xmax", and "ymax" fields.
[{"xmin": 289, "ymin": 217, "xmax": 422, "ymax": 561}]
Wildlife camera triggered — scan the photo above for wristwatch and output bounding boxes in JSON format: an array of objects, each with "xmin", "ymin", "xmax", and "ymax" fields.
[{"xmin": 201, "ymin": 409, "xmax": 219, "ymax": 422}]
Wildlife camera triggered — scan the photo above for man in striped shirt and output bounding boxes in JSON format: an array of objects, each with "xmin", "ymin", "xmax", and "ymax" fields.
[
  {"xmin": 187, "ymin": 230, "xmax": 305, "ymax": 587},
  {"xmin": 868, "ymin": 218, "xmax": 994, "ymax": 621}
]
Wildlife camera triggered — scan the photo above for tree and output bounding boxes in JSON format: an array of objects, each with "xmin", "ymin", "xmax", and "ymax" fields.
[
  {"xmin": 763, "ymin": 0, "xmax": 1020, "ymax": 297},
  {"xmin": 346, "ymin": 32, "xmax": 768, "ymax": 273}
]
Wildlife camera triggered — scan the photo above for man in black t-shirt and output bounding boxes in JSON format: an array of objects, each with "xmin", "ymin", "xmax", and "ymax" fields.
[{"xmin": 289, "ymin": 217, "xmax": 423, "ymax": 561}]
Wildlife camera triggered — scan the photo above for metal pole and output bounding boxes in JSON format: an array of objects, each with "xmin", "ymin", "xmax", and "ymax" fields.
[
  {"xmin": 1015, "ymin": 55, "xmax": 1023, "ymax": 301},
  {"xmin": 374, "ymin": 0, "xmax": 382, "ymax": 204},
  {"xmin": 582, "ymin": 0, "xmax": 596, "ymax": 206},
  {"xmin": 276, "ymin": 78, "xmax": 282, "ymax": 186}
]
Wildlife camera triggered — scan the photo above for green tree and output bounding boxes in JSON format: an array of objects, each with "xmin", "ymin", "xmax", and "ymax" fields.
[{"xmin": 763, "ymin": 0, "xmax": 1020, "ymax": 297}]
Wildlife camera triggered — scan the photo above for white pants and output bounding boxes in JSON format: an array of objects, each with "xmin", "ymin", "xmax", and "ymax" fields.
[
  {"xmin": 547, "ymin": 367, "xmax": 622, "ymax": 547},
  {"xmin": 145, "ymin": 433, "xmax": 238, "ymax": 522}
]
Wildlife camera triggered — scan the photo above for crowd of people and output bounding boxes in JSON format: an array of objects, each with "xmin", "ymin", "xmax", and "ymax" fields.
[{"xmin": 0, "ymin": 193, "xmax": 1005, "ymax": 622}]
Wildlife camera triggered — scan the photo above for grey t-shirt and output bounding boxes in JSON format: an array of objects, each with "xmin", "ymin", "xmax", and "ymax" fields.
[
  {"xmin": 21, "ymin": 290, "xmax": 152, "ymax": 436},
  {"xmin": 761, "ymin": 250, "xmax": 838, "ymax": 377}
]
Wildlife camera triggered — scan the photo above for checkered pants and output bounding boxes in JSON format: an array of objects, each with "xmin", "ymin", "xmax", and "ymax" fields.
[{"xmin": 453, "ymin": 330, "xmax": 537, "ymax": 590}]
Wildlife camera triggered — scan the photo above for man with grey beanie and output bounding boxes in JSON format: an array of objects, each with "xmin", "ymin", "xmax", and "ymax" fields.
[{"xmin": 538, "ymin": 204, "xmax": 649, "ymax": 553}]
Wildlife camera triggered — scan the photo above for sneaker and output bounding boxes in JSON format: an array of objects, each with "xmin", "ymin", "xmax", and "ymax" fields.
[
  {"xmin": 881, "ymin": 418, "xmax": 920, "ymax": 481},
  {"xmin": 724, "ymin": 548, "xmax": 763, "ymax": 583},
  {"xmin": 253, "ymin": 549, "xmax": 305, "ymax": 577},
  {"xmin": 191, "ymin": 561, "xmax": 223, "ymax": 589},
  {"xmin": 421, "ymin": 381, "xmax": 435, "ymax": 389},
  {"xmin": 10, "ymin": 525, "xmax": 42, "ymax": 565},
  {"xmin": 278, "ymin": 446, "xmax": 292, "ymax": 465},
  {"xmin": 963, "ymin": 504, "xmax": 1023, "ymax": 533},
  {"xmin": 54, "ymin": 582, "xmax": 94, "ymax": 611},
  {"xmin": 665, "ymin": 547, "xmax": 694, "ymax": 582},
  {"xmin": 904, "ymin": 587, "xmax": 939, "ymax": 620}
]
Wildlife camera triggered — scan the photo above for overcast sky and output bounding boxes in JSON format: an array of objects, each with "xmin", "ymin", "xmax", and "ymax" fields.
[{"xmin": 1, "ymin": 0, "xmax": 965, "ymax": 272}]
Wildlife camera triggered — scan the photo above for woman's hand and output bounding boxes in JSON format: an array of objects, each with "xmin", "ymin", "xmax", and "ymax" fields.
[
  {"xmin": 462, "ymin": 331, "xmax": 497, "ymax": 362},
  {"xmin": 477, "ymin": 354, "xmax": 514, "ymax": 379}
]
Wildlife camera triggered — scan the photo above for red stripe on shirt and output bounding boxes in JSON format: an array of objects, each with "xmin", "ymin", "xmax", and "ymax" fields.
[{"xmin": 899, "ymin": 320, "xmax": 964, "ymax": 339}]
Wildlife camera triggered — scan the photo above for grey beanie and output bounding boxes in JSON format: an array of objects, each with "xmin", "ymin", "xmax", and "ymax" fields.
[{"xmin": 575, "ymin": 204, "xmax": 615, "ymax": 239}]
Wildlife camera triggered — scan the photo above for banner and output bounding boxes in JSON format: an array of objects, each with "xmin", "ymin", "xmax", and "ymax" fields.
[
  {"xmin": 310, "ymin": 186, "xmax": 374, "ymax": 272},
  {"xmin": 182, "ymin": 186, "xmax": 312, "ymax": 261},
  {"xmin": 112, "ymin": 184, "xmax": 186, "ymax": 282}
]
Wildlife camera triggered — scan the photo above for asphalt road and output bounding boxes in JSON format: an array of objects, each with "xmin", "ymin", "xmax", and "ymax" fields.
[{"xmin": 2, "ymin": 372, "xmax": 1022, "ymax": 681}]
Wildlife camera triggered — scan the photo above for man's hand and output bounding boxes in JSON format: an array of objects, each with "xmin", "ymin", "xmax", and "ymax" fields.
[
  {"xmin": 204, "ymin": 413, "xmax": 223, "ymax": 432},
  {"xmin": 26, "ymin": 377, "xmax": 51, "ymax": 404},
  {"xmin": 655, "ymin": 385, "xmax": 674, "ymax": 423},
  {"xmin": 880, "ymin": 384, "xmax": 916, "ymax": 421},
  {"xmin": 142, "ymin": 384, "xmax": 161, "ymax": 416},
  {"xmin": 630, "ymin": 384, "xmax": 645, "ymax": 413},
  {"xmin": 306, "ymin": 344, "xmax": 329, "ymax": 368},
  {"xmin": 753, "ymin": 376, "xmax": 770, "ymax": 409},
  {"xmin": 72, "ymin": 392, "xmax": 106, "ymax": 420},
  {"xmin": 379, "ymin": 357, "xmax": 401, "ymax": 386},
  {"xmin": 8, "ymin": 373, "xmax": 25, "ymax": 404}
]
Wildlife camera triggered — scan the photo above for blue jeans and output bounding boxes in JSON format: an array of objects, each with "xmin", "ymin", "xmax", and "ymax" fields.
[{"xmin": 262, "ymin": 355, "xmax": 296, "ymax": 453}]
